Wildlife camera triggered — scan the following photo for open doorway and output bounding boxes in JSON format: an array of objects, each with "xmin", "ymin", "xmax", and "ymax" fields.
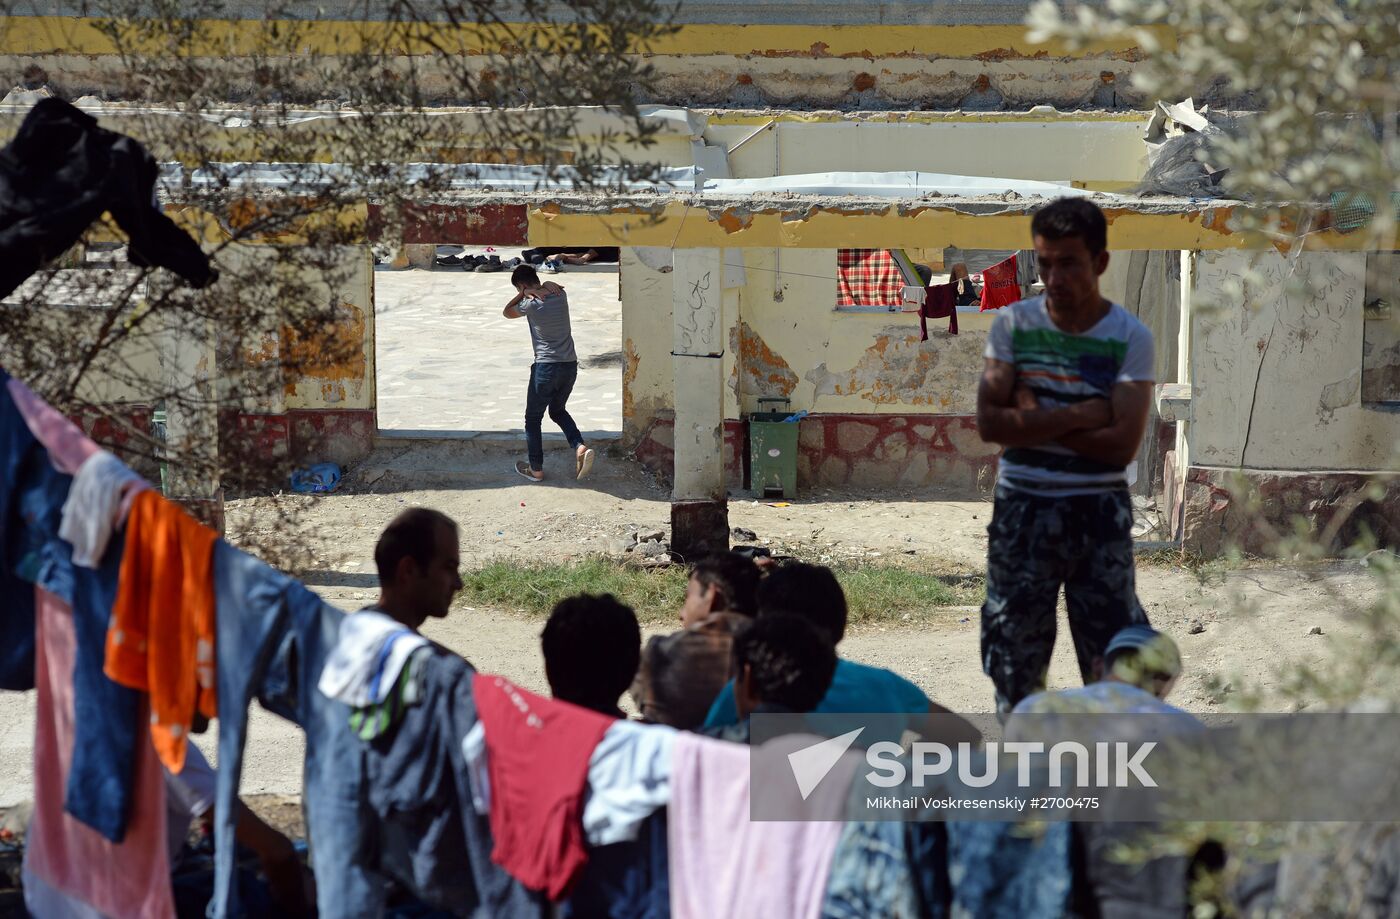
[{"xmin": 373, "ymin": 245, "xmax": 623, "ymax": 441}]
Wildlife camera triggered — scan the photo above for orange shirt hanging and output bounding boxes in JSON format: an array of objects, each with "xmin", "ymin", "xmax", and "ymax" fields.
[{"xmin": 105, "ymin": 490, "xmax": 217, "ymax": 773}]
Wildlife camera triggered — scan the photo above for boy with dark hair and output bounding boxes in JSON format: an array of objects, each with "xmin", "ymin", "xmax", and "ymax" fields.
[
  {"xmin": 731, "ymin": 614, "xmax": 836, "ymax": 719},
  {"xmin": 703, "ymin": 562, "xmax": 980, "ymax": 748},
  {"xmin": 975, "ymin": 196, "xmax": 1154, "ymax": 716},
  {"xmin": 754, "ymin": 562, "xmax": 847, "ymax": 642},
  {"xmin": 541, "ymin": 593, "xmax": 641, "ymax": 718},
  {"xmin": 700, "ymin": 613, "xmax": 837, "ymax": 744},
  {"xmin": 681, "ymin": 552, "xmax": 761, "ymax": 625},
  {"xmin": 633, "ymin": 552, "xmax": 760, "ymax": 729},
  {"xmin": 504, "ymin": 264, "xmax": 594, "ymax": 483}
]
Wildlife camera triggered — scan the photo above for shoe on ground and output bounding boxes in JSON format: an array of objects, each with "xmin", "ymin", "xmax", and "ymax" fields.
[
  {"xmin": 542, "ymin": 258, "xmax": 563, "ymax": 274},
  {"xmin": 576, "ymin": 448, "xmax": 595, "ymax": 481},
  {"xmin": 477, "ymin": 255, "xmax": 504, "ymax": 273},
  {"xmin": 515, "ymin": 461, "xmax": 543, "ymax": 481}
]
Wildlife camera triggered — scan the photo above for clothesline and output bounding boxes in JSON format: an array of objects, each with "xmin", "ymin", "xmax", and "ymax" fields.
[{"xmin": 0, "ymin": 364, "xmax": 1088, "ymax": 919}]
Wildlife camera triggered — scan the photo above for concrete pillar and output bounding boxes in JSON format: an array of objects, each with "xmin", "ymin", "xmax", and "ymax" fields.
[
  {"xmin": 670, "ymin": 247, "xmax": 729, "ymax": 560},
  {"xmin": 159, "ymin": 287, "xmax": 224, "ymax": 532}
]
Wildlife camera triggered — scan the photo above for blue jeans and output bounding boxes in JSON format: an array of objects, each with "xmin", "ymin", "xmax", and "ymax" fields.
[
  {"xmin": 525, "ymin": 361, "xmax": 583, "ymax": 470},
  {"xmin": 213, "ymin": 542, "xmax": 385, "ymax": 919}
]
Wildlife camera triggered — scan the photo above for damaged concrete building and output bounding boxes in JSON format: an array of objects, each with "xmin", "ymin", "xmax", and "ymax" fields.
[{"xmin": 2, "ymin": 1, "xmax": 1396, "ymax": 556}]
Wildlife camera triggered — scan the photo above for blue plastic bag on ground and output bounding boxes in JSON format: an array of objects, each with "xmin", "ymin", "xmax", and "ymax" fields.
[{"xmin": 290, "ymin": 462, "xmax": 341, "ymax": 494}]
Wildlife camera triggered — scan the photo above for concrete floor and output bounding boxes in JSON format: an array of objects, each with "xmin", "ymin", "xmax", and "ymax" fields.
[{"xmin": 374, "ymin": 250, "xmax": 622, "ymax": 438}]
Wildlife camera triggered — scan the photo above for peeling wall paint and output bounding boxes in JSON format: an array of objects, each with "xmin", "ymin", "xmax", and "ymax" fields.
[
  {"xmin": 1190, "ymin": 250, "xmax": 1400, "ymax": 472},
  {"xmin": 806, "ymin": 327, "xmax": 987, "ymax": 411},
  {"xmin": 623, "ymin": 246, "xmax": 998, "ymax": 442},
  {"xmin": 279, "ymin": 249, "xmax": 377, "ymax": 411},
  {"xmin": 532, "ymin": 203, "xmax": 1387, "ymax": 253},
  {"xmin": 734, "ymin": 320, "xmax": 799, "ymax": 400}
]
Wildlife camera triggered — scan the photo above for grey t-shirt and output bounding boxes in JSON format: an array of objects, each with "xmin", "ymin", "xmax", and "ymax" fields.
[
  {"xmin": 519, "ymin": 289, "xmax": 577, "ymax": 363},
  {"xmin": 984, "ymin": 295, "xmax": 1155, "ymax": 495}
]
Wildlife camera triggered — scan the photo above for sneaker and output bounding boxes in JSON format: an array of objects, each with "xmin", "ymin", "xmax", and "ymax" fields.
[
  {"xmin": 576, "ymin": 448, "xmax": 595, "ymax": 481},
  {"xmin": 515, "ymin": 461, "xmax": 543, "ymax": 481},
  {"xmin": 477, "ymin": 255, "xmax": 504, "ymax": 273},
  {"xmin": 542, "ymin": 257, "xmax": 563, "ymax": 274}
]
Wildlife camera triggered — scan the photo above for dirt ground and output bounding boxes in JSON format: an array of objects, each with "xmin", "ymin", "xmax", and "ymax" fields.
[{"xmin": 0, "ymin": 437, "xmax": 1382, "ymax": 809}]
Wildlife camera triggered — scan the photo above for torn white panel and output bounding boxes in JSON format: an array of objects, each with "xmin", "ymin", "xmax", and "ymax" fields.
[
  {"xmin": 702, "ymin": 171, "xmax": 1105, "ymax": 199},
  {"xmin": 638, "ymin": 105, "xmax": 708, "ymax": 137},
  {"xmin": 722, "ymin": 250, "xmax": 746, "ymax": 289}
]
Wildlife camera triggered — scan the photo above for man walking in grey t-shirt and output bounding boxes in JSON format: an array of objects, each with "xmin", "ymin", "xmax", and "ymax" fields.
[{"xmin": 504, "ymin": 264, "xmax": 595, "ymax": 481}]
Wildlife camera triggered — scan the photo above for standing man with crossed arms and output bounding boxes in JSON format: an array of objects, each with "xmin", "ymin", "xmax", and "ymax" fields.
[{"xmin": 975, "ymin": 197, "xmax": 1155, "ymax": 716}]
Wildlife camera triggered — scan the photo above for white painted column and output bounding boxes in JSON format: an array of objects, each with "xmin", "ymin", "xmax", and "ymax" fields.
[
  {"xmin": 158, "ymin": 281, "xmax": 223, "ymax": 529},
  {"xmin": 670, "ymin": 247, "xmax": 729, "ymax": 557}
]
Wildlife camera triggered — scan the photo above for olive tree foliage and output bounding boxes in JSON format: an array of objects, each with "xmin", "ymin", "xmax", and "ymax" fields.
[
  {"xmin": 1029, "ymin": 0, "xmax": 1397, "ymax": 240},
  {"xmin": 1030, "ymin": 2, "xmax": 1399, "ymax": 913},
  {"xmin": 0, "ymin": 0, "xmax": 674, "ymax": 554}
]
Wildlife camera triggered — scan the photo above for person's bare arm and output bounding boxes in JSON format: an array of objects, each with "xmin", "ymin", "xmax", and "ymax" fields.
[
  {"xmin": 503, "ymin": 290, "xmax": 526, "ymax": 319},
  {"xmin": 232, "ymin": 803, "xmax": 315, "ymax": 915},
  {"xmin": 1055, "ymin": 380, "xmax": 1154, "ymax": 468},
  {"xmin": 976, "ymin": 358, "xmax": 1111, "ymax": 448},
  {"xmin": 540, "ymin": 281, "xmax": 565, "ymax": 296},
  {"xmin": 236, "ymin": 806, "xmax": 314, "ymax": 915}
]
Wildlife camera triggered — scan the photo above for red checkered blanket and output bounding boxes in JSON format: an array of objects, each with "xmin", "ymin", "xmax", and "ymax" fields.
[{"xmin": 837, "ymin": 249, "xmax": 905, "ymax": 307}]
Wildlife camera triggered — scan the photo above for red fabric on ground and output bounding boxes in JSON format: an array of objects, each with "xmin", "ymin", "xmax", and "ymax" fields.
[{"xmin": 472, "ymin": 673, "xmax": 615, "ymax": 900}]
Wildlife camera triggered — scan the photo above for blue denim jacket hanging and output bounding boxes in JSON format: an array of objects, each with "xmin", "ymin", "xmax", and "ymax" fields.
[{"xmin": 212, "ymin": 541, "xmax": 385, "ymax": 919}]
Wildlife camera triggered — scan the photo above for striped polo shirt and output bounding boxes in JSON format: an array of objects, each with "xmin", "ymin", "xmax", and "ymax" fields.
[{"xmin": 985, "ymin": 295, "xmax": 1155, "ymax": 495}]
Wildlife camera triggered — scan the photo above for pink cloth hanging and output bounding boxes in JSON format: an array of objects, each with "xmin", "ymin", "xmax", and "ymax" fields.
[
  {"xmin": 6, "ymin": 378, "xmax": 100, "ymax": 475},
  {"xmin": 22, "ymin": 586, "xmax": 174, "ymax": 919}
]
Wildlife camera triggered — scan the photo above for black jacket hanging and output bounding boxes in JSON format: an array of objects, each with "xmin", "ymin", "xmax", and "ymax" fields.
[{"xmin": 0, "ymin": 97, "xmax": 216, "ymax": 299}]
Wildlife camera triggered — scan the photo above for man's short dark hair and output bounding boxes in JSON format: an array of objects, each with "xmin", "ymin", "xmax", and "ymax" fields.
[
  {"xmin": 732, "ymin": 614, "xmax": 837, "ymax": 713},
  {"xmin": 690, "ymin": 552, "xmax": 761, "ymax": 616},
  {"xmin": 1030, "ymin": 197, "xmax": 1108, "ymax": 255},
  {"xmin": 374, "ymin": 508, "xmax": 457, "ymax": 585},
  {"xmin": 511, "ymin": 264, "xmax": 540, "ymax": 287},
  {"xmin": 542, "ymin": 593, "xmax": 641, "ymax": 715},
  {"xmin": 756, "ymin": 562, "xmax": 848, "ymax": 644}
]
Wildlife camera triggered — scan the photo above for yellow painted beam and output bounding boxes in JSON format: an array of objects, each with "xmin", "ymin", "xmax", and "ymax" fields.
[
  {"xmin": 704, "ymin": 111, "xmax": 1149, "ymax": 126},
  {"xmin": 0, "ymin": 16, "xmax": 1171, "ymax": 60},
  {"xmin": 527, "ymin": 202, "xmax": 1395, "ymax": 252}
]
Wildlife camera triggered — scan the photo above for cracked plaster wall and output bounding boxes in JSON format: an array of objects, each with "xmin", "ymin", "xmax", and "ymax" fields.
[
  {"xmin": 1189, "ymin": 250, "xmax": 1400, "ymax": 472},
  {"xmin": 622, "ymin": 245, "xmax": 995, "ymax": 431}
]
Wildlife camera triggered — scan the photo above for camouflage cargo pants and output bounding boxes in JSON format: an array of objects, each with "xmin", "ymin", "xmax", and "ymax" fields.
[{"xmin": 980, "ymin": 484, "xmax": 1149, "ymax": 715}]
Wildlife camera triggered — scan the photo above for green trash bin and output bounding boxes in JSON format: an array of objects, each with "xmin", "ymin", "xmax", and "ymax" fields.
[{"xmin": 748, "ymin": 397, "xmax": 799, "ymax": 500}]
